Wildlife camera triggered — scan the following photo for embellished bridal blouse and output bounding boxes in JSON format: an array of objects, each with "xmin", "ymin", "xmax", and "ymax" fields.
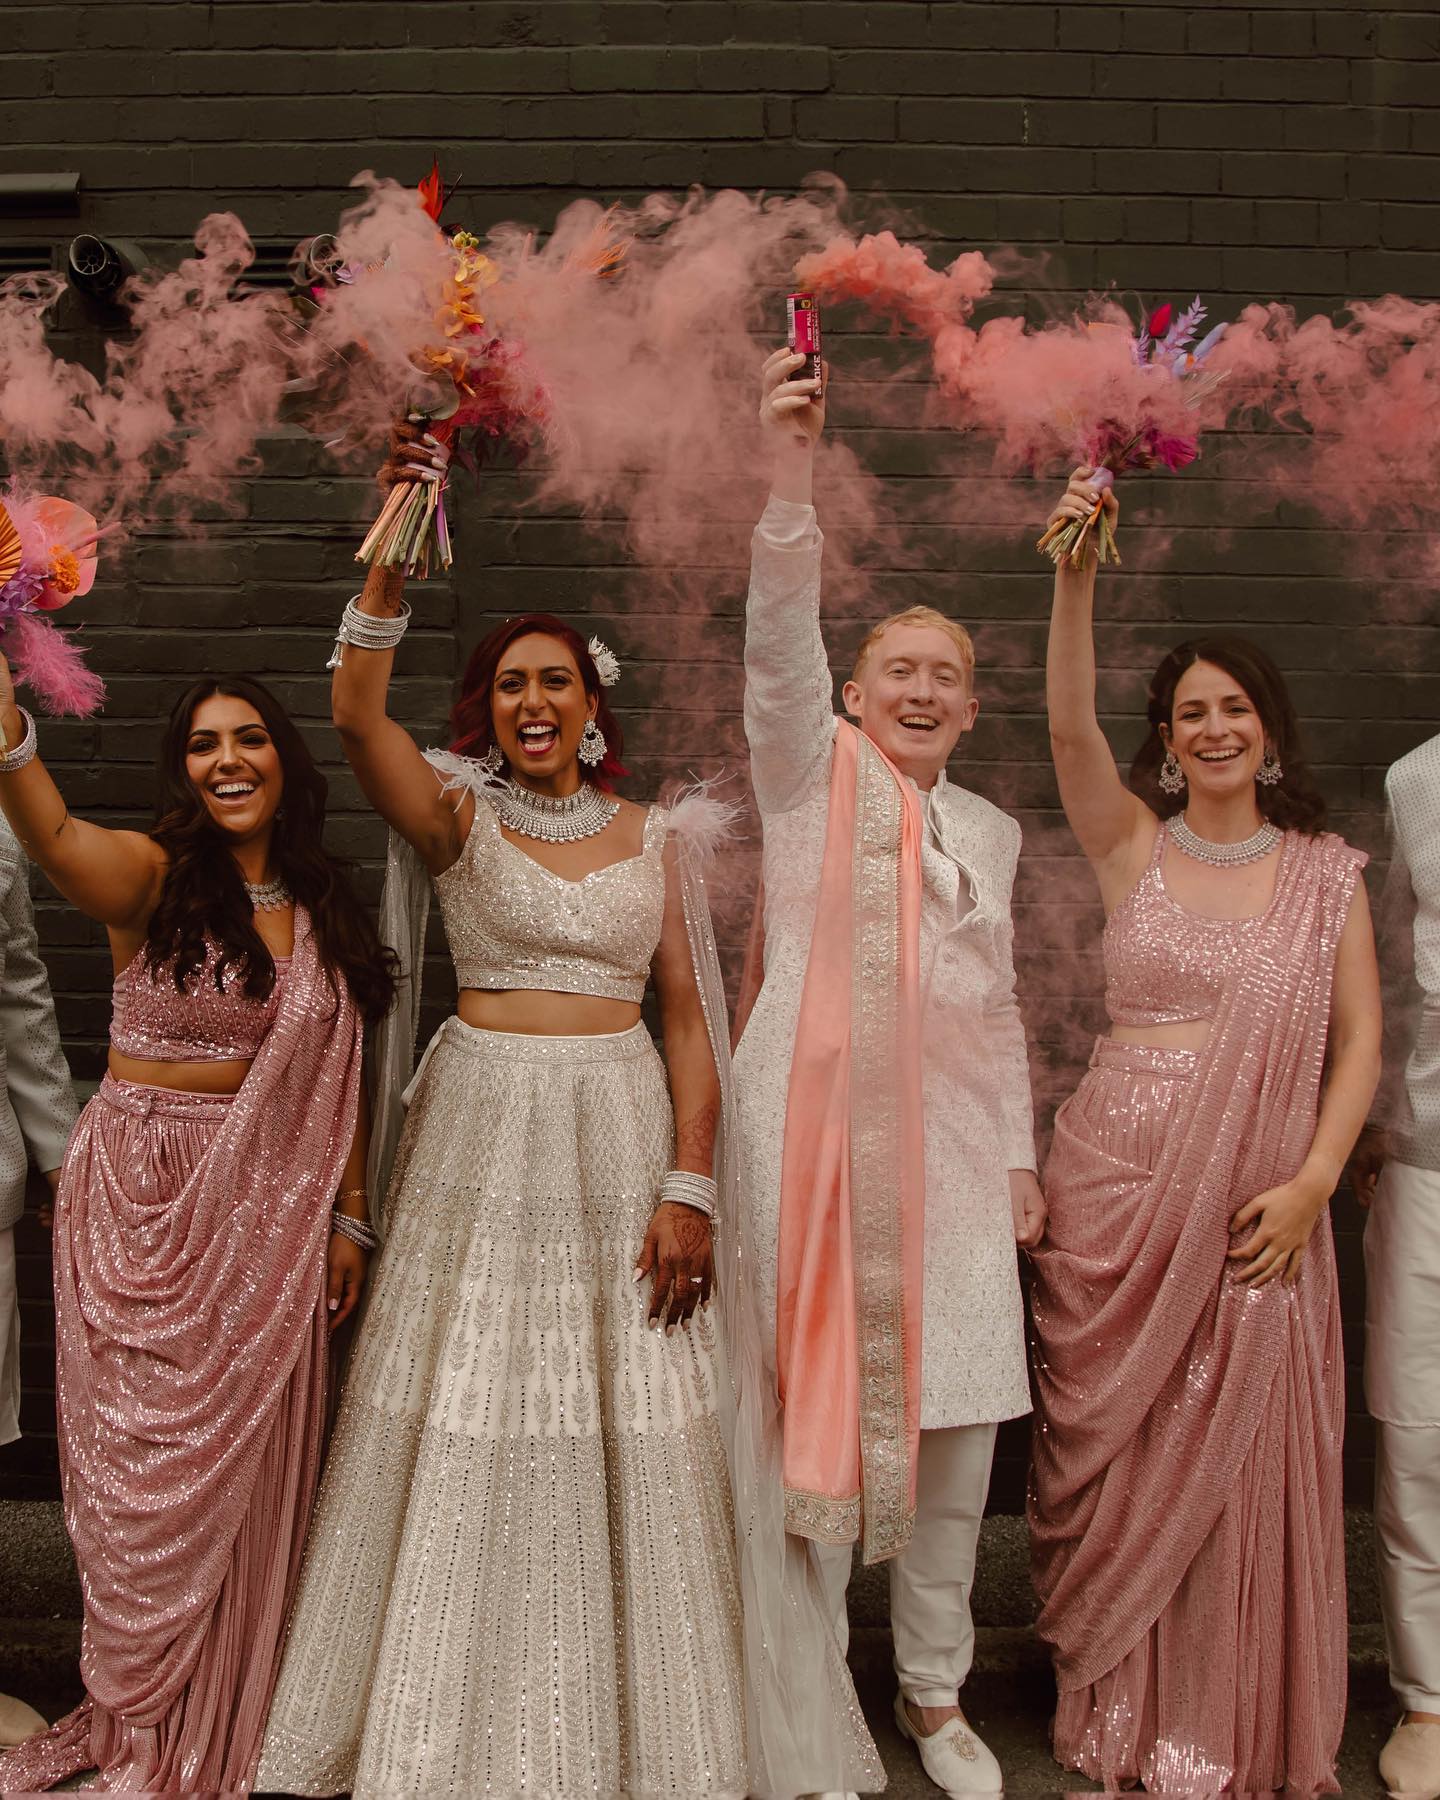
[{"xmin": 734, "ymin": 495, "xmax": 1034, "ymax": 1429}]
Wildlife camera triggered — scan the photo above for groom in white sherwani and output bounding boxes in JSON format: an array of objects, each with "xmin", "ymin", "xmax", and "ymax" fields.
[{"xmin": 732, "ymin": 346, "xmax": 1045, "ymax": 1799}]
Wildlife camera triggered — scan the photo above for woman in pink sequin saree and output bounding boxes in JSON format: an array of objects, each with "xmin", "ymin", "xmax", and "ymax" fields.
[
  {"xmin": 0, "ymin": 670, "xmax": 395, "ymax": 1796},
  {"xmin": 1030, "ymin": 470, "xmax": 1382, "ymax": 1794}
]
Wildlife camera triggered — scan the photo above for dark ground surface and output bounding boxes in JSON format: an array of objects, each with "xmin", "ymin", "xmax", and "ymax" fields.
[{"xmin": 2, "ymin": 1501, "xmax": 1397, "ymax": 1797}]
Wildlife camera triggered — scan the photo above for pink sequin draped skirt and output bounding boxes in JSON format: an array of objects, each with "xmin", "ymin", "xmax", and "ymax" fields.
[
  {"xmin": 1032, "ymin": 1039, "xmax": 1346, "ymax": 1797},
  {"xmin": 0, "ymin": 1077, "xmax": 329, "ymax": 1796}
]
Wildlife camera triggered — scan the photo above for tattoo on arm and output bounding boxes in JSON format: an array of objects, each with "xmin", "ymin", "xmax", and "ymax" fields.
[{"xmin": 674, "ymin": 1100, "xmax": 718, "ymax": 1172}]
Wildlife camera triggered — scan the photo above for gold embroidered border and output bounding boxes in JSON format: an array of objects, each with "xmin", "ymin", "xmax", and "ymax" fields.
[
  {"xmin": 849, "ymin": 735, "xmax": 913, "ymax": 1564},
  {"xmin": 784, "ymin": 1486, "xmax": 863, "ymax": 1545}
]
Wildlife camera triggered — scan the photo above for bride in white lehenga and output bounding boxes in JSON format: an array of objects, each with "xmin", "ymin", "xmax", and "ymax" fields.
[
  {"xmin": 252, "ymin": 466, "xmax": 753, "ymax": 1799},
  {"xmin": 260, "ymin": 429, "xmax": 880, "ymax": 1800}
]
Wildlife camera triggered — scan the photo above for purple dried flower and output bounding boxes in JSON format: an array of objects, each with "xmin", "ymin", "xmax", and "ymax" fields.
[{"xmin": 0, "ymin": 568, "xmax": 44, "ymax": 621}]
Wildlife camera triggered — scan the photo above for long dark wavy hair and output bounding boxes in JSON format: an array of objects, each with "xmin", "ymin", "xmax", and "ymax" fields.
[
  {"xmin": 144, "ymin": 677, "xmax": 396, "ymax": 1024},
  {"xmin": 1129, "ymin": 635, "xmax": 1327, "ymax": 835},
  {"xmin": 449, "ymin": 613, "xmax": 628, "ymax": 791}
]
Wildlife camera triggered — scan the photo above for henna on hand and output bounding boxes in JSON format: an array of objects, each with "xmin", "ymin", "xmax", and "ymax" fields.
[
  {"xmin": 643, "ymin": 1201, "xmax": 715, "ymax": 1330},
  {"xmin": 667, "ymin": 1205, "xmax": 712, "ymax": 1259}
]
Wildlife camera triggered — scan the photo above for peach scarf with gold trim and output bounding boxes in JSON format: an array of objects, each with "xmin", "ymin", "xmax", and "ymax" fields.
[{"xmin": 775, "ymin": 721, "xmax": 926, "ymax": 1564}]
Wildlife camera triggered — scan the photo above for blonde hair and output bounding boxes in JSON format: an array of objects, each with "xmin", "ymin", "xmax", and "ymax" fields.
[{"xmin": 850, "ymin": 606, "xmax": 976, "ymax": 684}]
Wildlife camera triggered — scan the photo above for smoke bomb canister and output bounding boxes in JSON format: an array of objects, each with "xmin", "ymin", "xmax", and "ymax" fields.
[{"xmin": 786, "ymin": 291, "xmax": 822, "ymax": 394}]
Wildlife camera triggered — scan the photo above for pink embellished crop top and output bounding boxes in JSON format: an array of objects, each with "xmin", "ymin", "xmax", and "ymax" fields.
[
  {"xmin": 1103, "ymin": 823, "xmax": 1289, "ymax": 1029},
  {"xmin": 110, "ymin": 938, "xmax": 288, "ymax": 1061},
  {"xmin": 433, "ymin": 792, "xmax": 667, "ymax": 1003}
]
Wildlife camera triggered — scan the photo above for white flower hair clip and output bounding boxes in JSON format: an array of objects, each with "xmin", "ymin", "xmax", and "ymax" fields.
[{"xmin": 588, "ymin": 635, "xmax": 622, "ymax": 688}]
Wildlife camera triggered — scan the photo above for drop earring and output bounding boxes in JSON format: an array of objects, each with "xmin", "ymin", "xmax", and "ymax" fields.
[
  {"xmin": 1256, "ymin": 745, "xmax": 1283, "ymax": 786},
  {"xmin": 578, "ymin": 719, "xmax": 607, "ymax": 768},
  {"xmin": 478, "ymin": 744, "xmax": 504, "ymax": 776},
  {"xmin": 1159, "ymin": 749, "xmax": 1186, "ymax": 796}
]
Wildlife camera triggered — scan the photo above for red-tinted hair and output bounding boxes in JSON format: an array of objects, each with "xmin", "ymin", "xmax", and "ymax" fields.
[{"xmin": 449, "ymin": 613, "xmax": 627, "ymax": 791}]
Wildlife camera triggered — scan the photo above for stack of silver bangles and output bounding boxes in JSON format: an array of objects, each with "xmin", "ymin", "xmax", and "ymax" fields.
[
  {"xmin": 0, "ymin": 707, "xmax": 38, "ymax": 774},
  {"xmin": 660, "ymin": 1170, "xmax": 718, "ymax": 1226},
  {"xmin": 327, "ymin": 596, "xmax": 412, "ymax": 669},
  {"xmin": 330, "ymin": 1209, "xmax": 379, "ymax": 1251}
]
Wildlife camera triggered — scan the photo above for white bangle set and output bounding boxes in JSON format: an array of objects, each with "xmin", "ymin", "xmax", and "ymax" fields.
[
  {"xmin": 327, "ymin": 595, "xmax": 412, "ymax": 669},
  {"xmin": 0, "ymin": 707, "xmax": 38, "ymax": 774},
  {"xmin": 330, "ymin": 1208, "xmax": 378, "ymax": 1251},
  {"xmin": 660, "ymin": 1169, "xmax": 718, "ymax": 1226}
]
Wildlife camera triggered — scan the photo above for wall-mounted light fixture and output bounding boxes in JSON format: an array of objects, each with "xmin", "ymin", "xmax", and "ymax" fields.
[{"xmin": 65, "ymin": 234, "xmax": 147, "ymax": 302}]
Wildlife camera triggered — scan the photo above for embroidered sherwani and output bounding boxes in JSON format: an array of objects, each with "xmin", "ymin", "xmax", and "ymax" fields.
[
  {"xmin": 1365, "ymin": 730, "xmax": 1440, "ymax": 1715},
  {"xmin": 734, "ymin": 495, "xmax": 1033, "ymax": 1432}
]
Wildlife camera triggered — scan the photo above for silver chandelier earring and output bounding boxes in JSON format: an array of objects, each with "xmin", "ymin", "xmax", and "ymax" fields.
[
  {"xmin": 578, "ymin": 718, "xmax": 607, "ymax": 768},
  {"xmin": 1256, "ymin": 745, "xmax": 1283, "ymax": 786},
  {"xmin": 478, "ymin": 743, "xmax": 504, "ymax": 776},
  {"xmin": 1159, "ymin": 749, "xmax": 1186, "ymax": 796}
]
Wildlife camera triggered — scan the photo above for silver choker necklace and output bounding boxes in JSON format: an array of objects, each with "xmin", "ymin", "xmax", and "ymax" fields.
[
  {"xmin": 1169, "ymin": 814, "xmax": 1283, "ymax": 868},
  {"xmin": 494, "ymin": 780, "xmax": 620, "ymax": 843},
  {"xmin": 245, "ymin": 875, "xmax": 293, "ymax": 911}
]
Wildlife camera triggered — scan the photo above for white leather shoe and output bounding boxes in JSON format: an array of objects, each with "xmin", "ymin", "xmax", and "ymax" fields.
[
  {"xmin": 1380, "ymin": 1720, "xmax": 1440, "ymax": 1799},
  {"xmin": 894, "ymin": 1693, "xmax": 1003, "ymax": 1795}
]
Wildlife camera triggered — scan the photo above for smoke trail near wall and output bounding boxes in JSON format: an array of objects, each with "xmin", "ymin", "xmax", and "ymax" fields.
[
  {"xmin": 0, "ymin": 216, "xmax": 289, "ymax": 524},
  {"xmin": 290, "ymin": 174, "xmax": 885, "ymax": 604},
  {"xmin": 796, "ymin": 229, "xmax": 1440, "ymax": 578}
]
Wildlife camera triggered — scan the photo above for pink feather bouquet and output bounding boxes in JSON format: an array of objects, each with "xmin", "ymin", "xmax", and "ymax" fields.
[{"xmin": 0, "ymin": 482, "xmax": 106, "ymax": 735}]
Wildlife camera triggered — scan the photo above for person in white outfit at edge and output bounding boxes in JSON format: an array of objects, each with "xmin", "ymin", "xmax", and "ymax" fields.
[
  {"xmin": 1348, "ymin": 729, "xmax": 1440, "ymax": 1800},
  {"xmin": 733, "ymin": 347, "xmax": 1045, "ymax": 1799},
  {"xmin": 0, "ymin": 810, "xmax": 79, "ymax": 1749}
]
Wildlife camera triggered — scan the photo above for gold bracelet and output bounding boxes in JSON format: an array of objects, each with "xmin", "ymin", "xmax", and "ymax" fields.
[{"xmin": 335, "ymin": 1186, "xmax": 368, "ymax": 1207}]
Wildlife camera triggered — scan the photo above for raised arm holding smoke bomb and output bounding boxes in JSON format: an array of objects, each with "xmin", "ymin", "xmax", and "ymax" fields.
[
  {"xmin": 734, "ymin": 333, "xmax": 1044, "ymax": 1798},
  {"xmin": 1029, "ymin": 466, "xmax": 1380, "ymax": 1795}
]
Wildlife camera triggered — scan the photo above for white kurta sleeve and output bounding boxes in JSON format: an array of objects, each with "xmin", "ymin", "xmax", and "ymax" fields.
[
  {"xmin": 982, "ymin": 820, "xmax": 1037, "ymax": 1173},
  {"xmin": 743, "ymin": 495, "xmax": 835, "ymax": 815}
]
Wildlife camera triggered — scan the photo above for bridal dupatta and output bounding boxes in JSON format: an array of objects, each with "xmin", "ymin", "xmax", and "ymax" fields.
[
  {"xmin": 776, "ymin": 720, "xmax": 926, "ymax": 1565},
  {"xmin": 0, "ymin": 910, "xmax": 362, "ymax": 1795},
  {"xmin": 1029, "ymin": 831, "xmax": 1364, "ymax": 1792}
]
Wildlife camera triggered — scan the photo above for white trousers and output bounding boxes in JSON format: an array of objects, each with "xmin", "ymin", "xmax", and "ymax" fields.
[
  {"xmin": 811, "ymin": 1420, "xmax": 998, "ymax": 1707},
  {"xmin": 1365, "ymin": 1160, "xmax": 1440, "ymax": 1711}
]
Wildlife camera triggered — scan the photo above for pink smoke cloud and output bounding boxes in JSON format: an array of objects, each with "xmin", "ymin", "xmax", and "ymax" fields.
[
  {"xmin": 0, "ymin": 216, "xmax": 289, "ymax": 524},
  {"xmin": 1213, "ymin": 296, "xmax": 1440, "ymax": 535}
]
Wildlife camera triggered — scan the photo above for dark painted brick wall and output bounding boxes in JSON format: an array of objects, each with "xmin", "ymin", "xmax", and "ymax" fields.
[{"xmin": 2, "ymin": 1, "xmax": 1438, "ymax": 1506}]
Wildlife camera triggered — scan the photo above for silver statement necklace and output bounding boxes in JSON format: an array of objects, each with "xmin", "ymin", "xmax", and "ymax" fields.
[
  {"xmin": 1169, "ymin": 813, "xmax": 1283, "ymax": 868},
  {"xmin": 494, "ymin": 780, "xmax": 620, "ymax": 844},
  {"xmin": 245, "ymin": 875, "xmax": 294, "ymax": 911}
]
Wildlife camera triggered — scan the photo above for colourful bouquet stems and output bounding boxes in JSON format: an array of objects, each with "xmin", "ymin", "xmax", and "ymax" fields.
[
  {"xmin": 357, "ymin": 428, "xmax": 454, "ymax": 579},
  {"xmin": 1036, "ymin": 467, "xmax": 1121, "ymax": 569}
]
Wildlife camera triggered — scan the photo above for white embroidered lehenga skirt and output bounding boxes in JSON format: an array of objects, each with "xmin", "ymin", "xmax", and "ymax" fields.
[{"xmin": 258, "ymin": 1017, "xmax": 746, "ymax": 1798}]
